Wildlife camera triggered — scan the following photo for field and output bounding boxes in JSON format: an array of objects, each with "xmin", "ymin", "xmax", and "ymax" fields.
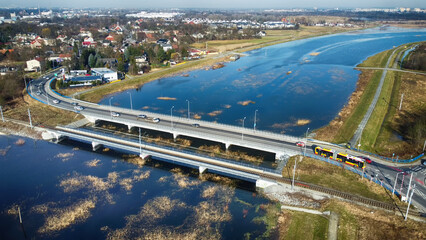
[{"xmin": 283, "ymin": 156, "xmax": 395, "ymax": 203}]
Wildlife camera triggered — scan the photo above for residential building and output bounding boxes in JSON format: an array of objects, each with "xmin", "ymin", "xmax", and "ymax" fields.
[
  {"xmin": 91, "ymin": 68, "xmax": 118, "ymax": 82},
  {"xmin": 25, "ymin": 59, "xmax": 41, "ymax": 72}
]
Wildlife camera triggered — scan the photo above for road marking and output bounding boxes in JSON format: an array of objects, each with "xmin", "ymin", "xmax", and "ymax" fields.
[
  {"xmin": 414, "ymin": 177, "xmax": 425, "ymax": 186},
  {"xmin": 389, "ymin": 166, "xmax": 403, "ymax": 172},
  {"xmin": 414, "ymin": 189, "xmax": 426, "ymax": 199}
]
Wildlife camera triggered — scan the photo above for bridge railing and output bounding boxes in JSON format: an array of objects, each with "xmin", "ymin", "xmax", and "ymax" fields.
[
  {"xmin": 59, "ymin": 126, "xmax": 283, "ymax": 175},
  {"xmin": 349, "ymin": 148, "xmax": 424, "ymax": 164}
]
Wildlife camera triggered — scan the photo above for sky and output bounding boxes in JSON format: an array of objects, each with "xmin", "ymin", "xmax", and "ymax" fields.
[{"xmin": 1, "ymin": 0, "xmax": 425, "ymax": 9}]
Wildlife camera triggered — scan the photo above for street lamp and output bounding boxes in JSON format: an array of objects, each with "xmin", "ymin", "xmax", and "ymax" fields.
[
  {"xmin": 186, "ymin": 99, "xmax": 190, "ymax": 120},
  {"xmin": 109, "ymin": 97, "xmax": 114, "ymax": 117},
  {"xmin": 242, "ymin": 116, "xmax": 246, "ymax": 141},
  {"xmin": 305, "ymin": 127, "xmax": 310, "ymax": 138},
  {"xmin": 254, "ymin": 109, "xmax": 258, "ymax": 132},
  {"xmin": 127, "ymin": 92, "xmax": 133, "ymax": 110},
  {"xmin": 170, "ymin": 106, "xmax": 175, "ymax": 129},
  {"xmin": 392, "ymin": 172, "xmax": 402, "ymax": 196}
]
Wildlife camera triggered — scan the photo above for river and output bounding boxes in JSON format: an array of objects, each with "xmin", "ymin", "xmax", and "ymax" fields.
[
  {"xmin": 0, "ymin": 135, "xmax": 275, "ymax": 239},
  {"xmin": 100, "ymin": 27, "xmax": 425, "ymax": 136}
]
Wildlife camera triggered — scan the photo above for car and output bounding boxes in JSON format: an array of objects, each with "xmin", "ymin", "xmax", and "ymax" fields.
[
  {"xmin": 111, "ymin": 112, "xmax": 120, "ymax": 117},
  {"xmin": 152, "ymin": 118, "xmax": 160, "ymax": 123},
  {"xmin": 36, "ymin": 91, "xmax": 41, "ymax": 95},
  {"xmin": 74, "ymin": 106, "xmax": 84, "ymax": 111},
  {"xmin": 296, "ymin": 141, "xmax": 305, "ymax": 147},
  {"xmin": 137, "ymin": 114, "xmax": 147, "ymax": 119},
  {"xmin": 53, "ymin": 99, "xmax": 60, "ymax": 104},
  {"xmin": 71, "ymin": 102, "xmax": 78, "ymax": 106},
  {"xmin": 192, "ymin": 123, "xmax": 200, "ymax": 128},
  {"xmin": 358, "ymin": 156, "xmax": 372, "ymax": 164}
]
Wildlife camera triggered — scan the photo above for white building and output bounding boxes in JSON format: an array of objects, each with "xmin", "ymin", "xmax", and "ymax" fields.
[
  {"xmin": 91, "ymin": 68, "xmax": 118, "ymax": 82},
  {"xmin": 25, "ymin": 59, "xmax": 41, "ymax": 72}
]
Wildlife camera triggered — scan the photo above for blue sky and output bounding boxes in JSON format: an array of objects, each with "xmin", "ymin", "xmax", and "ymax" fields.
[{"xmin": 2, "ymin": 0, "xmax": 425, "ymax": 9}]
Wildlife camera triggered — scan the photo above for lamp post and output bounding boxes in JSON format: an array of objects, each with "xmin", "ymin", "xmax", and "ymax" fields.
[
  {"xmin": 254, "ymin": 109, "xmax": 258, "ymax": 132},
  {"xmin": 392, "ymin": 172, "xmax": 402, "ymax": 197},
  {"xmin": 127, "ymin": 92, "xmax": 133, "ymax": 110},
  {"xmin": 138, "ymin": 128, "xmax": 142, "ymax": 155},
  {"xmin": 186, "ymin": 99, "xmax": 190, "ymax": 120},
  {"xmin": 405, "ymin": 184, "xmax": 416, "ymax": 221},
  {"xmin": 170, "ymin": 106, "xmax": 174, "ymax": 129},
  {"xmin": 242, "ymin": 117, "xmax": 246, "ymax": 141},
  {"xmin": 305, "ymin": 127, "xmax": 310, "ymax": 138},
  {"xmin": 28, "ymin": 108, "xmax": 33, "ymax": 128},
  {"xmin": 0, "ymin": 106, "xmax": 3, "ymax": 122},
  {"xmin": 109, "ymin": 97, "xmax": 114, "ymax": 117}
]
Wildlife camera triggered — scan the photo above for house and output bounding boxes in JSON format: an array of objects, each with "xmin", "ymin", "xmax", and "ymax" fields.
[
  {"xmin": 105, "ymin": 35, "xmax": 115, "ymax": 42},
  {"xmin": 135, "ymin": 55, "xmax": 149, "ymax": 67},
  {"xmin": 257, "ymin": 31, "xmax": 266, "ymax": 37},
  {"xmin": 82, "ymin": 37, "xmax": 97, "ymax": 48},
  {"xmin": 30, "ymin": 36, "xmax": 44, "ymax": 49},
  {"xmin": 25, "ymin": 59, "xmax": 41, "ymax": 72},
  {"xmin": 56, "ymin": 35, "xmax": 67, "ymax": 42},
  {"xmin": 157, "ymin": 39, "xmax": 170, "ymax": 45},
  {"xmin": 111, "ymin": 22, "xmax": 125, "ymax": 34},
  {"xmin": 160, "ymin": 43, "xmax": 173, "ymax": 52},
  {"xmin": 91, "ymin": 68, "xmax": 118, "ymax": 82}
]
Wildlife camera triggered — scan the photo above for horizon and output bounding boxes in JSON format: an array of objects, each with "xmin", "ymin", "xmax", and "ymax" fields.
[{"xmin": 1, "ymin": 0, "xmax": 425, "ymax": 10}]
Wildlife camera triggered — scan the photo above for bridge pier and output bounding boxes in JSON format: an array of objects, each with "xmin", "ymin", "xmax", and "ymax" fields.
[
  {"xmin": 139, "ymin": 153, "xmax": 151, "ymax": 160},
  {"xmin": 256, "ymin": 179, "xmax": 278, "ymax": 189},
  {"xmin": 172, "ymin": 132, "xmax": 178, "ymax": 142},
  {"xmin": 53, "ymin": 133, "xmax": 67, "ymax": 143},
  {"xmin": 127, "ymin": 125, "xmax": 133, "ymax": 132},
  {"xmin": 225, "ymin": 142, "xmax": 230, "ymax": 151},
  {"xmin": 199, "ymin": 166, "xmax": 207, "ymax": 175},
  {"xmin": 91, "ymin": 141, "xmax": 102, "ymax": 151}
]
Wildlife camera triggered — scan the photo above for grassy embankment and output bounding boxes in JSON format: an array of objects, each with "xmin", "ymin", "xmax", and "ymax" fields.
[
  {"xmin": 314, "ymin": 49, "xmax": 392, "ymax": 143},
  {"xmin": 283, "ymin": 156, "xmax": 396, "ymax": 203},
  {"xmin": 360, "ymin": 42, "xmax": 426, "ymax": 157},
  {"xmin": 78, "ymin": 26, "xmax": 361, "ymax": 103},
  {"xmin": 280, "ymin": 211, "xmax": 328, "ymax": 240}
]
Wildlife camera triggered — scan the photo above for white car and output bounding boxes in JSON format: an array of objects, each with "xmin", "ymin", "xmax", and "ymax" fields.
[
  {"xmin": 152, "ymin": 118, "xmax": 160, "ymax": 123},
  {"xmin": 74, "ymin": 106, "xmax": 84, "ymax": 111},
  {"xmin": 111, "ymin": 112, "xmax": 120, "ymax": 117},
  {"xmin": 53, "ymin": 99, "xmax": 60, "ymax": 104},
  {"xmin": 137, "ymin": 114, "xmax": 147, "ymax": 119}
]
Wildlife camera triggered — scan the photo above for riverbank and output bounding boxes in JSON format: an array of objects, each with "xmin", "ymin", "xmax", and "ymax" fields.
[{"xmin": 314, "ymin": 42, "xmax": 426, "ymax": 158}]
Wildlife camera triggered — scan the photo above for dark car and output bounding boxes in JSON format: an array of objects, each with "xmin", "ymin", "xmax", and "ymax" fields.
[{"xmin": 358, "ymin": 156, "xmax": 372, "ymax": 164}]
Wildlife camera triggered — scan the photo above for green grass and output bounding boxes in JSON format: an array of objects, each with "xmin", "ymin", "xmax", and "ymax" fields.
[
  {"xmin": 322, "ymin": 202, "xmax": 360, "ymax": 239},
  {"xmin": 284, "ymin": 211, "xmax": 328, "ymax": 240},
  {"xmin": 358, "ymin": 49, "xmax": 393, "ymax": 68},
  {"xmin": 361, "ymin": 71, "xmax": 398, "ymax": 152},
  {"xmin": 284, "ymin": 156, "xmax": 392, "ymax": 202},
  {"xmin": 372, "ymin": 72, "xmax": 402, "ymax": 153},
  {"xmin": 333, "ymin": 70, "xmax": 382, "ymax": 143}
]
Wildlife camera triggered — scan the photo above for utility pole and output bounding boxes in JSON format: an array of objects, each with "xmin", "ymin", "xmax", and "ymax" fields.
[
  {"xmin": 254, "ymin": 109, "xmax": 258, "ymax": 132},
  {"xmin": 392, "ymin": 172, "xmax": 402, "ymax": 196},
  {"xmin": 0, "ymin": 106, "xmax": 4, "ymax": 122},
  {"xmin": 241, "ymin": 117, "xmax": 246, "ymax": 141},
  {"xmin": 406, "ymin": 173, "xmax": 414, "ymax": 200},
  {"xmin": 127, "ymin": 92, "xmax": 133, "ymax": 110},
  {"xmin": 186, "ymin": 100, "xmax": 190, "ymax": 120},
  {"xmin": 405, "ymin": 184, "xmax": 416, "ymax": 221},
  {"xmin": 292, "ymin": 156, "xmax": 300, "ymax": 190},
  {"xmin": 139, "ymin": 128, "xmax": 141, "ymax": 155},
  {"xmin": 399, "ymin": 93, "xmax": 404, "ymax": 111},
  {"xmin": 170, "ymin": 106, "xmax": 174, "ymax": 129},
  {"xmin": 423, "ymin": 139, "xmax": 426, "ymax": 152},
  {"xmin": 28, "ymin": 108, "xmax": 33, "ymax": 128}
]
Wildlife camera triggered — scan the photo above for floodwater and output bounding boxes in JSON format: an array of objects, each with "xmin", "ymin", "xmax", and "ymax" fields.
[
  {"xmin": 0, "ymin": 135, "xmax": 275, "ymax": 239},
  {"xmin": 100, "ymin": 27, "xmax": 426, "ymax": 136}
]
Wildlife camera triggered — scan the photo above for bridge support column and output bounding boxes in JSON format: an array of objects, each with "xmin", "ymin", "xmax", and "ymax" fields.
[
  {"xmin": 276, "ymin": 152, "xmax": 287, "ymax": 160},
  {"xmin": 83, "ymin": 115, "xmax": 97, "ymax": 123},
  {"xmin": 140, "ymin": 153, "xmax": 151, "ymax": 160},
  {"xmin": 172, "ymin": 132, "xmax": 178, "ymax": 142},
  {"xmin": 199, "ymin": 166, "xmax": 207, "ymax": 175},
  {"xmin": 53, "ymin": 133, "xmax": 67, "ymax": 143},
  {"xmin": 128, "ymin": 125, "xmax": 133, "ymax": 132},
  {"xmin": 91, "ymin": 141, "xmax": 102, "ymax": 151},
  {"xmin": 256, "ymin": 179, "xmax": 278, "ymax": 189},
  {"xmin": 225, "ymin": 142, "xmax": 230, "ymax": 151}
]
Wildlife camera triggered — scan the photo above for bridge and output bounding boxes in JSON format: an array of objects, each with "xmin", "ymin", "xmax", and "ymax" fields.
[
  {"xmin": 32, "ymin": 71, "xmax": 303, "ymax": 161},
  {"xmin": 44, "ymin": 125, "xmax": 282, "ymax": 189}
]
